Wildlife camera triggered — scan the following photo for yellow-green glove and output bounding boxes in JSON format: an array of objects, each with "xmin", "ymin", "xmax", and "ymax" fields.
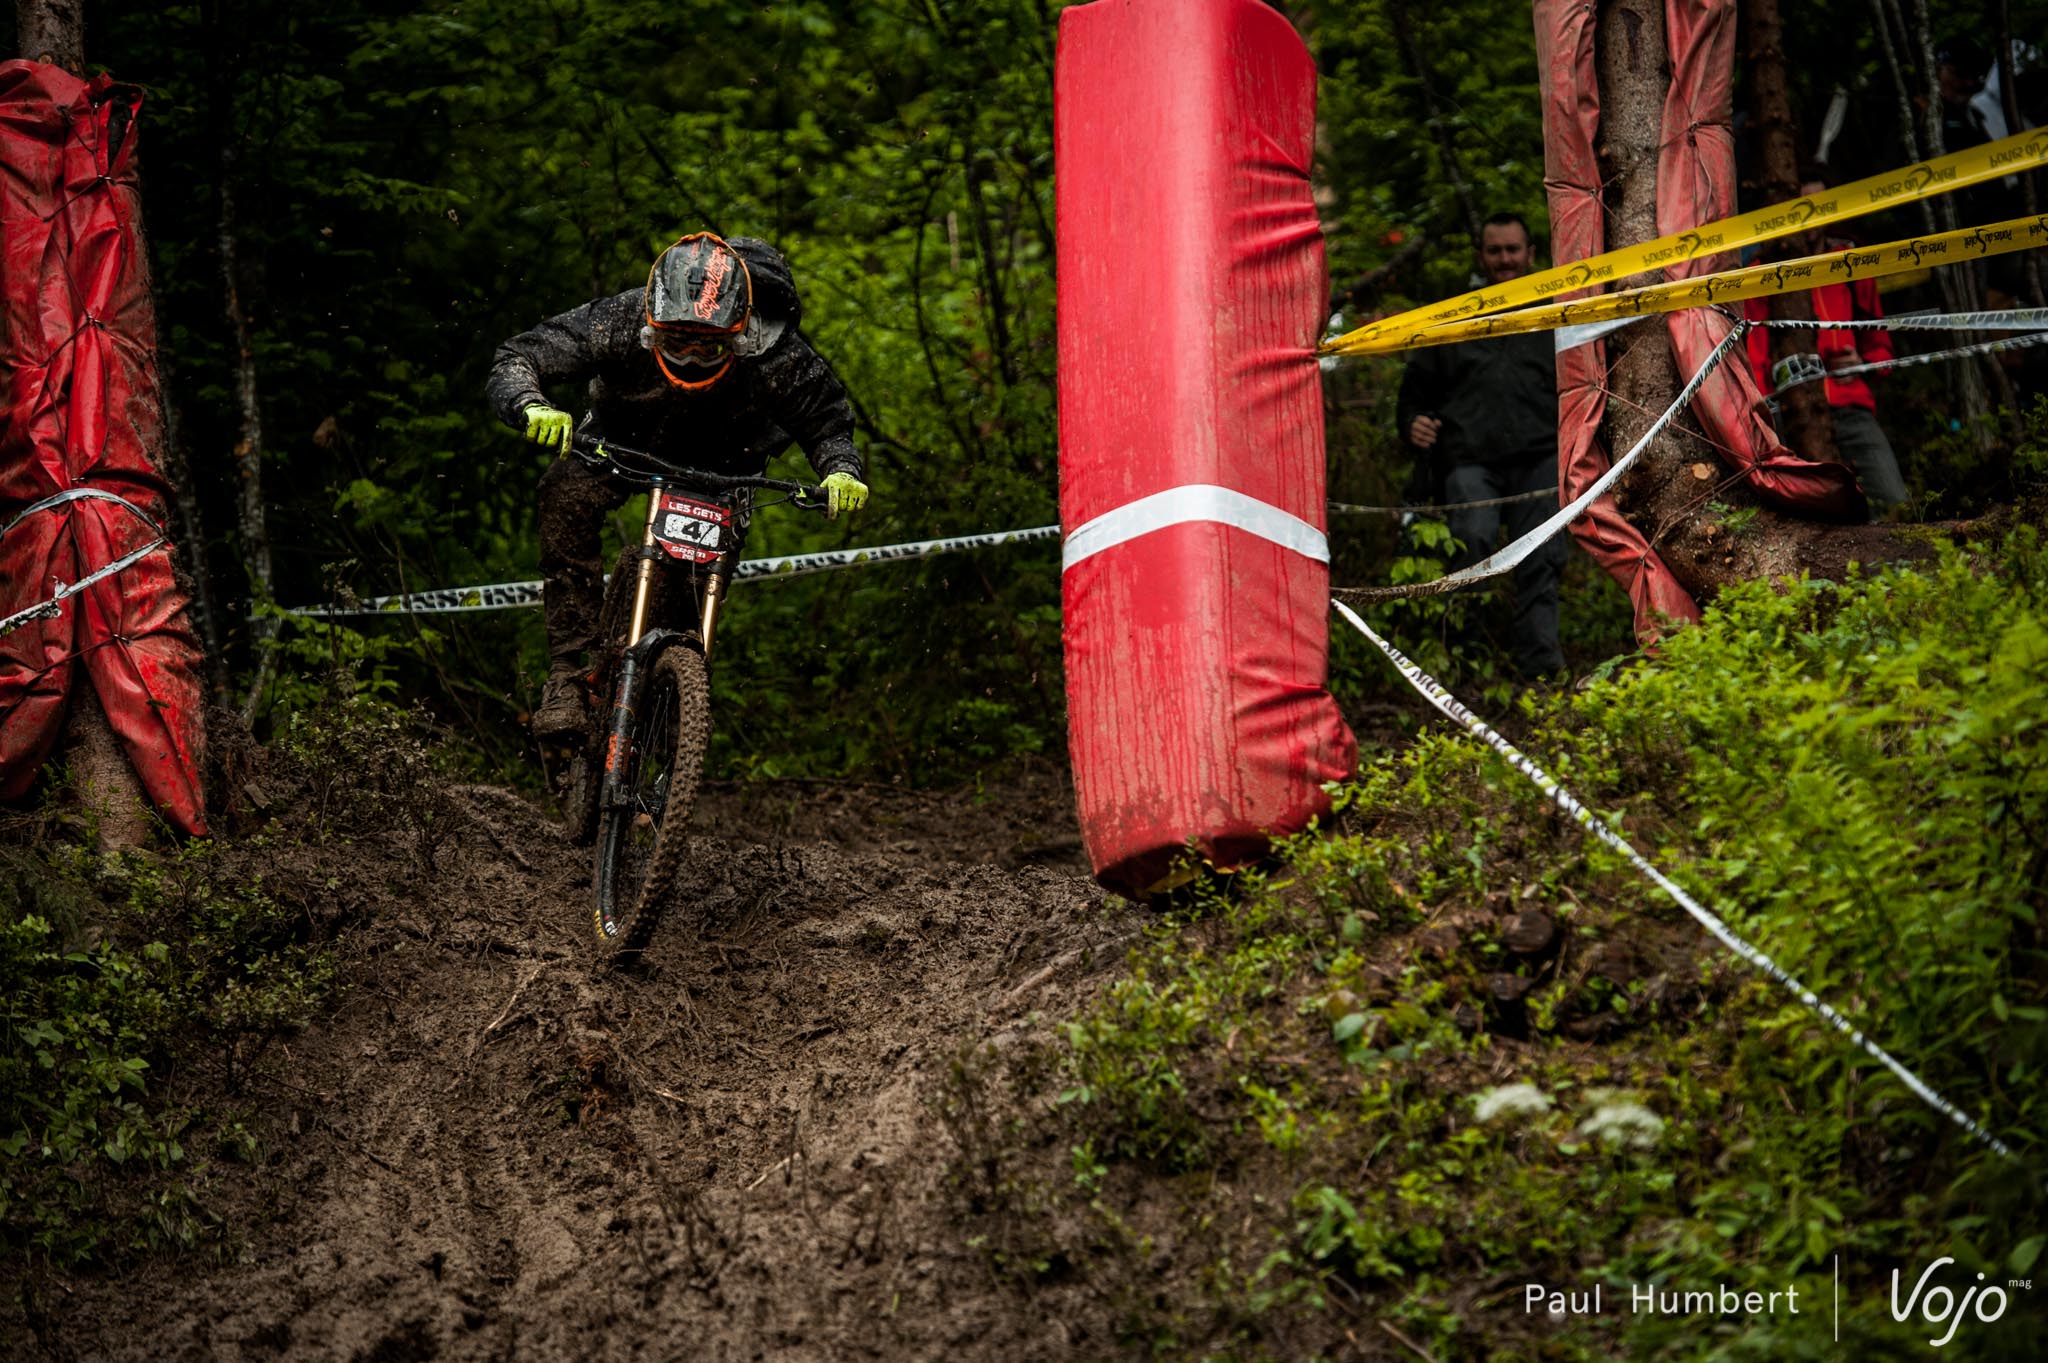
[
  {"xmin": 820, "ymin": 471, "xmax": 869, "ymax": 519},
  {"xmin": 522, "ymin": 404, "xmax": 574, "ymax": 455}
]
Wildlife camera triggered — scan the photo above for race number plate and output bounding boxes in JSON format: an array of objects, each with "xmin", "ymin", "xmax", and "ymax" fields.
[{"xmin": 652, "ymin": 493, "xmax": 731, "ymax": 564}]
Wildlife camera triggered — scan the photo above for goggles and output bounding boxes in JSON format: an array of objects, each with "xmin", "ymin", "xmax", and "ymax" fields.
[
  {"xmin": 654, "ymin": 332, "xmax": 733, "ymax": 365},
  {"xmin": 651, "ymin": 341, "xmax": 733, "ymax": 390}
]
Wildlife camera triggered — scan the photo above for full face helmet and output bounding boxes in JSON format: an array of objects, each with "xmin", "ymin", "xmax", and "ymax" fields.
[{"xmin": 644, "ymin": 232, "xmax": 753, "ymax": 389}]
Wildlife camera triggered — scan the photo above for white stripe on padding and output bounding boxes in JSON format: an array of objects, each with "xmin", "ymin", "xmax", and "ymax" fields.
[
  {"xmin": 1061, "ymin": 484, "xmax": 1328, "ymax": 571},
  {"xmin": 1554, "ymin": 314, "xmax": 1645, "ymax": 353}
]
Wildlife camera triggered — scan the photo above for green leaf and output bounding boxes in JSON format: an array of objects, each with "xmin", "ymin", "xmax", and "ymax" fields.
[{"xmin": 2012, "ymin": 1235, "xmax": 2046, "ymax": 1277}]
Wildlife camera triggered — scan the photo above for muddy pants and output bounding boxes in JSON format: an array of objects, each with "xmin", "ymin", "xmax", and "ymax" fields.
[
  {"xmin": 1445, "ymin": 456, "xmax": 1566, "ymax": 681},
  {"xmin": 537, "ymin": 454, "xmax": 630, "ymax": 665}
]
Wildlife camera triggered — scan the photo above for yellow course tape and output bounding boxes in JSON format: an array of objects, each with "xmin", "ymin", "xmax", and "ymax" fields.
[
  {"xmin": 1324, "ymin": 126, "xmax": 2048, "ymax": 356},
  {"xmin": 1325, "ymin": 213, "xmax": 2048, "ymax": 356}
]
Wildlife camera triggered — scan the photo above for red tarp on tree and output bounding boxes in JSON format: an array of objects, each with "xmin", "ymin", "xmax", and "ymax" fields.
[
  {"xmin": 0, "ymin": 61, "xmax": 207, "ymax": 834},
  {"xmin": 1534, "ymin": 0, "xmax": 1863, "ymax": 641},
  {"xmin": 1056, "ymin": 0, "xmax": 1355, "ymax": 894}
]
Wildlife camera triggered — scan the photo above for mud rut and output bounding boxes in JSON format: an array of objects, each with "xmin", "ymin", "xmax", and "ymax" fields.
[{"xmin": 31, "ymin": 775, "xmax": 1133, "ymax": 1363}]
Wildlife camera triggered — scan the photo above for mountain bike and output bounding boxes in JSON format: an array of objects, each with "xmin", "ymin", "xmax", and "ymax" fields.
[{"xmin": 542, "ymin": 436, "xmax": 828, "ymax": 957}]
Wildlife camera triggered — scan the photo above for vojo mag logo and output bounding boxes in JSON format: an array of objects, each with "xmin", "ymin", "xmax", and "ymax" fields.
[{"xmin": 1890, "ymin": 1255, "xmax": 2029, "ymax": 1349}]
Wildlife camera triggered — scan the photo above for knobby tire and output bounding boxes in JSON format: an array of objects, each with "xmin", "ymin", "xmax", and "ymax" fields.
[
  {"xmin": 592, "ymin": 645, "xmax": 711, "ymax": 958},
  {"xmin": 560, "ymin": 741, "xmax": 602, "ymax": 847}
]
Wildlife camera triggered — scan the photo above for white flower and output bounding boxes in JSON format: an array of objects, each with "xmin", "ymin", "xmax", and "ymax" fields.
[
  {"xmin": 1472, "ymin": 1083, "xmax": 1554, "ymax": 1123},
  {"xmin": 1576, "ymin": 1092, "xmax": 1665, "ymax": 1150}
]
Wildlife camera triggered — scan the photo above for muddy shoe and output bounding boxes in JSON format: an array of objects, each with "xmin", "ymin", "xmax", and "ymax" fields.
[{"xmin": 532, "ymin": 666, "xmax": 589, "ymax": 740}]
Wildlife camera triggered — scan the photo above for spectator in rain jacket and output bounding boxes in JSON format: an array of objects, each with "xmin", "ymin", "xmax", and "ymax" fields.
[
  {"xmin": 1395, "ymin": 212, "xmax": 1566, "ymax": 681},
  {"xmin": 1743, "ymin": 179, "xmax": 1909, "ymax": 517}
]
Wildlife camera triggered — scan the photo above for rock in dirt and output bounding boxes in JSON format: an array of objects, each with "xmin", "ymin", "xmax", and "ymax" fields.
[{"xmin": 1503, "ymin": 909, "xmax": 1556, "ymax": 956}]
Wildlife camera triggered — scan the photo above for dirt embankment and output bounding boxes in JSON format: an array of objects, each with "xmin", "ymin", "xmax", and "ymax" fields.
[{"xmin": 6, "ymin": 765, "xmax": 1139, "ymax": 1363}]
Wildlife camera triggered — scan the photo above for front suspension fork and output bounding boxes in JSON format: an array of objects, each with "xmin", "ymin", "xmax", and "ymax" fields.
[
  {"xmin": 601, "ymin": 485, "xmax": 738, "ymax": 810},
  {"xmin": 603, "ymin": 484, "xmax": 670, "ymax": 810}
]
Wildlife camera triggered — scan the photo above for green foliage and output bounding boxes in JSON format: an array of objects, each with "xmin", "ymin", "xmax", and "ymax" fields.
[
  {"xmin": 983, "ymin": 533, "xmax": 2048, "ymax": 1359},
  {"xmin": 1316, "ymin": 0, "xmax": 1549, "ymax": 300},
  {"xmin": 0, "ymin": 841, "xmax": 338, "ymax": 1266},
  {"xmin": 100, "ymin": 0, "xmax": 1068, "ymax": 781},
  {"xmin": 0, "ymin": 686, "xmax": 462, "ymax": 1267},
  {"xmin": 275, "ymin": 680, "xmax": 452, "ymax": 854}
]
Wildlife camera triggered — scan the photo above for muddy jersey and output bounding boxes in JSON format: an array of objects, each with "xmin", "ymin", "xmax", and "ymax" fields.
[{"xmin": 486, "ymin": 238, "xmax": 861, "ymax": 481}]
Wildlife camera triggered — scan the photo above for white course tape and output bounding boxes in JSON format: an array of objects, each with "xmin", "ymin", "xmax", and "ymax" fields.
[
  {"xmin": 1332, "ymin": 599, "xmax": 2016, "ymax": 1162},
  {"xmin": 0, "ymin": 489, "xmax": 175, "ymax": 639},
  {"xmin": 1060, "ymin": 484, "xmax": 1328, "ymax": 571},
  {"xmin": 1339, "ymin": 321, "xmax": 1749, "ymax": 604},
  {"xmin": 286, "ymin": 522, "xmax": 1064, "ymax": 619},
  {"xmin": 745, "ymin": 523, "xmax": 1059, "ymax": 580},
  {"xmin": 1566, "ymin": 306, "xmax": 2048, "ymax": 355},
  {"xmin": 1, "ymin": 487, "xmax": 167, "ymax": 542},
  {"xmin": 1773, "ymin": 328, "xmax": 2048, "ymax": 396},
  {"xmin": 0, "ymin": 535, "xmax": 169, "ymax": 639},
  {"xmin": 1749, "ymin": 306, "xmax": 2048, "ymax": 333},
  {"xmin": 291, "ymin": 581, "xmax": 547, "ymax": 618},
  {"xmin": 1555, "ymin": 315, "xmax": 1651, "ymax": 353}
]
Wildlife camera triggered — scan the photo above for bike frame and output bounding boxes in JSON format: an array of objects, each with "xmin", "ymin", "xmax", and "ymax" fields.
[{"xmin": 582, "ymin": 440, "xmax": 819, "ymax": 817}]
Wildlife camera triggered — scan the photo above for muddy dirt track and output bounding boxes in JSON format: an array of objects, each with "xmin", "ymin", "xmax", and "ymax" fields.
[{"xmin": 8, "ymin": 769, "xmax": 1138, "ymax": 1362}]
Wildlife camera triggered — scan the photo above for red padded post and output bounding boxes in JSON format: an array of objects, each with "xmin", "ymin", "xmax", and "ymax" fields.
[
  {"xmin": 0, "ymin": 63, "xmax": 208, "ymax": 832},
  {"xmin": 1056, "ymin": 0, "xmax": 1355, "ymax": 894}
]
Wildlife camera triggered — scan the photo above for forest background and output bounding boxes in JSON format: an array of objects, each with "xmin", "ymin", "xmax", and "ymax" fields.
[
  {"xmin": 9, "ymin": 0, "xmax": 2046, "ymax": 784},
  {"xmin": 5, "ymin": 5, "xmax": 2048, "ymax": 1353}
]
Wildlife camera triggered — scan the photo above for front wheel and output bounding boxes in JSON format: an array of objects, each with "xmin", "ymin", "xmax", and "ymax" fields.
[{"xmin": 592, "ymin": 645, "xmax": 711, "ymax": 957}]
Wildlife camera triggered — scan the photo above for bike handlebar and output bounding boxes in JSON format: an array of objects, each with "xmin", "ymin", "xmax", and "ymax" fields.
[{"xmin": 571, "ymin": 436, "xmax": 826, "ymax": 508}]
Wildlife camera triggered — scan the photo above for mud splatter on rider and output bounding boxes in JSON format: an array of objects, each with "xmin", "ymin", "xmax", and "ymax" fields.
[{"xmin": 487, "ymin": 233, "xmax": 869, "ymax": 739}]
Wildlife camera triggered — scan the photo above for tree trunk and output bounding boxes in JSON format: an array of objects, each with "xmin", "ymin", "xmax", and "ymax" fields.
[
  {"xmin": 1745, "ymin": 0, "xmax": 1837, "ymax": 468},
  {"xmin": 1595, "ymin": 0, "xmax": 1922, "ymax": 604},
  {"xmin": 17, "ymin": 0, "xmax": 157, "ymax": 852},
  {"xmin": 1902, "ymin": 0, "xmax": 2011, "ymax": 448},
  {"xmin": 16, "ymin": 0, "xmax": 83, "ymax": 71},
  {"xmin": 159, "ymin": 373, "xmax": 230, "ymax": 704},
  {"xmin": 1598, "ymin": 0, "xmax": 1702, "ymax": 567},
  {"xmin": 221, "ymin": 150, "xmax": 278, "ymax": 725}
]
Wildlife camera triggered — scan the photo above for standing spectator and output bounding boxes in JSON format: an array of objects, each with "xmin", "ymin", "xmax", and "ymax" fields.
[
  {"xmin": 1394, "ymin": 212, "xmax": 1565, "ymax": 681},
  {"xmin": 1744, "ymin": 179, "xmax": 1910, "ymax": 518}
]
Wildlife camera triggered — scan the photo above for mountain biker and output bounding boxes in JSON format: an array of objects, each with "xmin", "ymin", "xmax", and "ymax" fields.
[{"xmin": 487, "ymin": 232, "xmax": 869, "ymax": 740}]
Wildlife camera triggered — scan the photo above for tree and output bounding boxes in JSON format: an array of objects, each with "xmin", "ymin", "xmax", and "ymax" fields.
[
  {"xmin": 14, "ymin": 0, "xmax": 79, "ymax": 70},
  {"xmin": 78, "ymin": 0, "xmax": 1070, "ymax": 781},
  {"xmin": 1592, "ymin": 0, "xmax": 1923, "ymax": 611},
  {"xmin": 3, "ymin": 1, "xmax": 217, "ymax": 845},
  {"xmin": 13, "ymin": 0, "xmax": 152, "ymax": 850}
]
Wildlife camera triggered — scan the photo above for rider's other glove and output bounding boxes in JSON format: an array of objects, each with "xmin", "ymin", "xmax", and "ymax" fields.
[
  {"xmin": 820, "ymin": 472, "xmax": 869, "ymax": 519},
  {"xmin": 522, "ymin": 404, "xmax": 574, "ymax": 455}
]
